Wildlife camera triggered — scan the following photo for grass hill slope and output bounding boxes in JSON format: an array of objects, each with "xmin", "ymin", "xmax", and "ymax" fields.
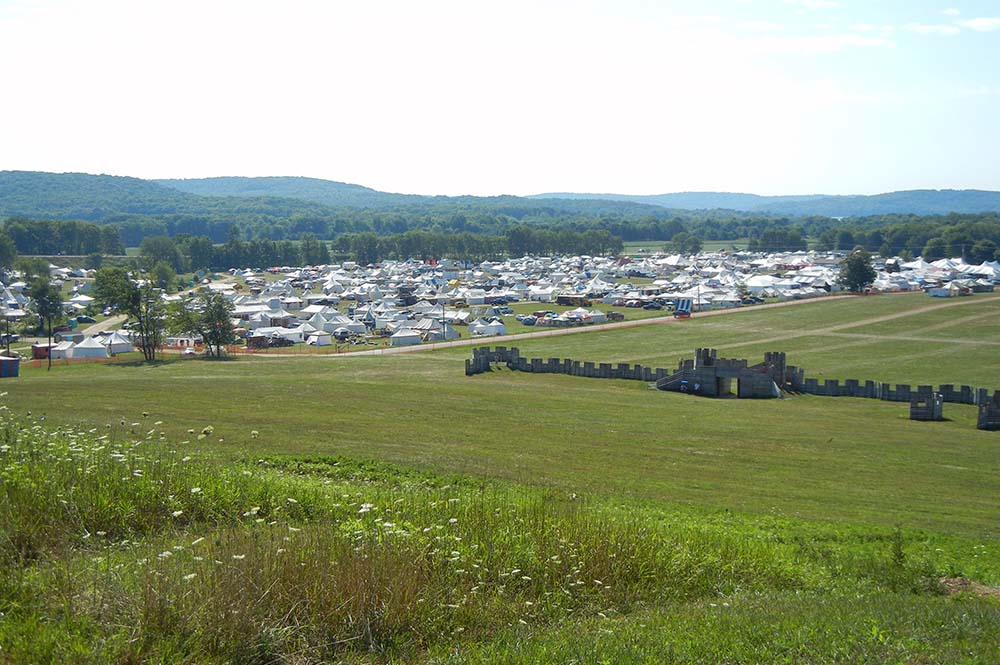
[{"xmin": 3, "ymin": 293, "xmax": 1000, "ymax": 662}]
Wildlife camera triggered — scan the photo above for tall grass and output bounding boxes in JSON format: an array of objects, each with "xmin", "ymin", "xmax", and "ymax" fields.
[{"xmin": 2, "ymin": 409, "xmax": 997, "ymax": 663}]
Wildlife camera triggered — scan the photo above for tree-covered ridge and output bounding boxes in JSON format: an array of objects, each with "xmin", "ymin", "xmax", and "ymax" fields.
[
  {"xmin": 156, "ymin": 176, "xmax": 426, "ymax": 208},
  {"xmin": 2, "ymin": 171, "xmax": 1000, "ymax": 263},
  {"xmin": 533, "ymin": 189, "xmax": 1000, "ymax": 216},
  {"xmin": 1, "ymin": 170, "xmax": 677, "ymax": 224}
]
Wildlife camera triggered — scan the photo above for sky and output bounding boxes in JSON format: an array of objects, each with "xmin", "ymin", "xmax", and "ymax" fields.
[{"xmin": 1, "ymin": 0, "xmax": 998, "ymax": 196}]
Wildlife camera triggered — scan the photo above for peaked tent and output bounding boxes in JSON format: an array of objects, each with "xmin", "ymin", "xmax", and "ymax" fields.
[
  {"xmin": 389, "ymin": 328, "xmax": 422, "ymax": 347},
  {"xmin": 71, "ymin": 336, "xmax": 110, "ymax": 359},
  {"xmin": 102, "ymin": 331, "xmax": 134, "ymax": 355}
]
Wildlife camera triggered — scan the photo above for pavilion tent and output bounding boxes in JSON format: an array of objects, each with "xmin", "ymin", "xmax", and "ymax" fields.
[
  {"xmin": 70, "ymin": 336, "xmax": 110, "ymax": 359},
  {"xmin": 389, "ymin": 328, "xmax": 422, "ymax": 347},
  {"xmin": 102, "ymin": 331, "xmax": 134, "ymax": 355},
  {"xmin": 50, "ymin": 340, "xmax": 75, "ymax": 360}
]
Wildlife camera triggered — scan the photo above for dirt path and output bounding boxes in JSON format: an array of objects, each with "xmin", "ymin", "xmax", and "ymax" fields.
[
  {"xmin": 707, "ymin": 293, "xmax": 1000, "ymax": 353},
  {"xmin": 245, "ymin": 294, "xmax": 862, "ymax": 359},
  {"xmin": 81, "ymin": 314, "xmax": 127, "ymax": 336}
]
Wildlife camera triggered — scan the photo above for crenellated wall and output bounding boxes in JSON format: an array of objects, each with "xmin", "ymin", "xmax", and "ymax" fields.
[{"xmin": 465, "ymin": 346, "xmax": 1000, "ymax": 429}]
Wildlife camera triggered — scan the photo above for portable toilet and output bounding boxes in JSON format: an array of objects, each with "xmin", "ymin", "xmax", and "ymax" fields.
[{"xmin": 0, "ymin": 354, "xmax": 19, "ymax": 378}]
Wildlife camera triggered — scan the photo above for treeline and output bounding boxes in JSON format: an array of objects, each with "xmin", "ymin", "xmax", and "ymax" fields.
[
  {"xmin": 746, "ymin": 228, "xmax": 808, "ymax": 253},
  {"xmin": 3, "ymin": 218, "xmax": 125, "ymax": 255},
  {"xmin": 103, "ymin": 206, "xmax": 764, "ymax": 247},
  {"xmin": 5, "ymin": 210, "xmax": 1000, "ymax": 267},
  {"xmin": 139, "ymin": 227, "xmax": 624, "ymax": 272},
  {"xmin": 809, "ymin": 213, "xmax": 1000, "ymax": 262}
]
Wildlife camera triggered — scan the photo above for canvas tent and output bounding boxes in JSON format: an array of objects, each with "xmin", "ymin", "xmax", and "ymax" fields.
[
  {"xmin": 389, "ymin": 328, "xmax": 421, "ymax": 347},
  {"xmin": 71, "ymin": 336, "xmax": 110, "ymax": 359},
  {"xmin": 102, "ymin": 331, "xmax": 134, "ymax": 355},
  {"xmin": 50, "ymin": 340, "xmax": 75, "ymax": 360},
  {"xmin": 306, "ymin": 332, "xmax": 332, "ymax": 346}
]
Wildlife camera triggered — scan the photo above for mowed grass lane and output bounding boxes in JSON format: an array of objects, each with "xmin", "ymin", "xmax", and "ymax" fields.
[{"xmin": 8, "ymin": 293, "xmax": 1000, "ymax": 538}]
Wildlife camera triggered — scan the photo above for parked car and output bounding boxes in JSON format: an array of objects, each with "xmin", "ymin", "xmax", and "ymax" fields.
[
  {"xmin": 642, "ymin": 302, "xmax": 663, "ymax": 310},
  {"xmin": 76, "ymin": 315, "xmax": 97, "ymax": 324}
]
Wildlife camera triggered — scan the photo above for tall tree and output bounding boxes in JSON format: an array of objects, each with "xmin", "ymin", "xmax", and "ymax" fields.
[
  {"xmin": 167, "ymin": 291, "xmax": 236, "ymax": 358},
  {"xmin": 28, "ymin": 278, "xmax": 63, "ymax": 371},
  {"xmin": 837, "ymin": 250, "xmax": 877, "ymax": 293},
  {"xmin": 139, "ymin": 235, "xmax": 184, "ymax": 272},
  {"xmin": 182, "ymin": 236, "xmax": 216, "ymax": 271},
  {"xmin": 94, "ymin": 267, "xmax": 165, "ymax": 362},
  {"xmin": 0, "ymin": 232, "xmax": 16, "ymax": 274},
  {"xmin": 150, "ymin": 261, "xmax": 177, "ymax": 292}
]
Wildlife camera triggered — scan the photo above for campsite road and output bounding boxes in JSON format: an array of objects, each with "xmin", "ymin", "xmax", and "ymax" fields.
[{"xmin": 81, "ymin": 315, "xmax": 127, "ymax": 336}]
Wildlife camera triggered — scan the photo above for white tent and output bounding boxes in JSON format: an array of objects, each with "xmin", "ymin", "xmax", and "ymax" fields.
[
  {"xmin": 50, "ymin": 340, "xmax": 75, "ymax": 360},
  {"xmin": 306, "ymin": 332, "xmax": 332, "ymax": 346},
  {"xmin": 71, "ymin": 336, "xmax": 110, "ymax": 359},
  {"xmin": 472, "ymin": 319, "xmax": 506, "ymax": 336},
  {"xmin": 389, "ymin": 328, "xmax": 422, "ymax": 346},
  {"xmin": 102, "ymin": 331, "xmax": 134, "ymax": 355}
]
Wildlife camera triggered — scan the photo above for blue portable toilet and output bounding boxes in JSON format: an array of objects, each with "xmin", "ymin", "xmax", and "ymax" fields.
[{"xmin": 0, "ymin": 355, "xmax": 19, "ymax": 378}]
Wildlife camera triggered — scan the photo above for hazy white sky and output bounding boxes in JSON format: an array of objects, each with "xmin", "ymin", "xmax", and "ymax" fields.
[{"xmin": 1, "ymin": 0, "xmax": 998, "ymax": 196}]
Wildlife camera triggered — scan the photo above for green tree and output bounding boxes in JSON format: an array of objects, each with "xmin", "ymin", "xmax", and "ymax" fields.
[
  {"xmin": 0, "ymin": 232, "xmax": 16, "ymax": 274},
  {"xmin": 665, "ymin": 232, "xmax": 703, "ymax": 255},
  {"xmin": 837, "ymin": 250, "xmax": 877, "ymax": 293},
  {"xmin": 506, "ymin": 225, "xmax": 534, "ymax": 258},
  {"xmin": 182, "ymin": 236, "xmax": 216, "ymax": 271},
  {"xmin": 921, "ymin": 237, "xmax": 946, "ymax": 261},
  {"xmin": 299, "ymin": 233, "xmax": 330, "ymax": 265},
  {"xmin": 84, "ymin": 252, "xmax": 104, "ymax": 270},
  {"xmin": 139, "ymin": 235, "xmax": 184, "ymax": 272},
  {"xmin": 94, "ymin": 267, "xmax": 165, "ymax": 362},
  {"xmin": 167, "ymin": 291, "xmax": 237, "ymax": 358},
  {"xmin": 350, "ymin": 232, "xmax": 381, "ymax": 265},
  {"xmin": 150, "ymin": 261, "xmax": 177, "ymax": 292},
  {"xmin": 28, "ymin": 277, "xmax": 63, "ymax": 371},
  {"xmin": 835, "ymin": 230, "xmax": 855, "ymax": 251},
  {"xmin": 969, "ymin": 239, "xmax": 997, "ymax": 264},
  {"xmin": 15, "ymin": 256, "xmax": 50, "ymax": 280}
]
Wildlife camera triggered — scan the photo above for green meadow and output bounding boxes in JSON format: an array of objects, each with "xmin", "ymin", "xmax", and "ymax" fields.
[{"xmin": 3, "ymin": 292, "xmax": 1000, "ymax": 662}]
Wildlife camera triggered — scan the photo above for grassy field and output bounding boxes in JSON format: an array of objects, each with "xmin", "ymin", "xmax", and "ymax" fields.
[
  {"xmin": 3, "ymin": 412, "xmax": 999, "ymax": 663},
  {"xmin": 4, "ymin": 291, "xmax": 1000, "ymax": 661},
  {"xmin": 8, "ymin": 292, "xmax": 1000, "ymax": 536}
]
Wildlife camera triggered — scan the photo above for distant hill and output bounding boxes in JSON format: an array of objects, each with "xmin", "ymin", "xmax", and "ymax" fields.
[
  {"xmin": 0, "ymin": 171, "xmax": 195, "ymax": 220},
  {"xmin": 0, "ymin": 171, "xmax": 678, "ymax": 223},
  {"xmin": 760, "ymin": 190, "xmax": 1000, "ymax": 217},
  {"xmin": 531, "ymin": 189, "xmax": 1000, "ymax": 216},
  {"xmin": 0, "ymin": 170, "xmax": 338, "ymax": 222},
  {"xmin": 531, "ymin": 192, "xmax": 826, "ymax": 212},
  {"xmin": 156, "ymin": 176, "xmax": 427, "ymax": 209},
  {"xmin": 7, "ymin": 171, "xmax": 1000, "ymax": 231},
  {"xmin": 2, "ymin": 171, "xmax": 699, "ymax": 249}
]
